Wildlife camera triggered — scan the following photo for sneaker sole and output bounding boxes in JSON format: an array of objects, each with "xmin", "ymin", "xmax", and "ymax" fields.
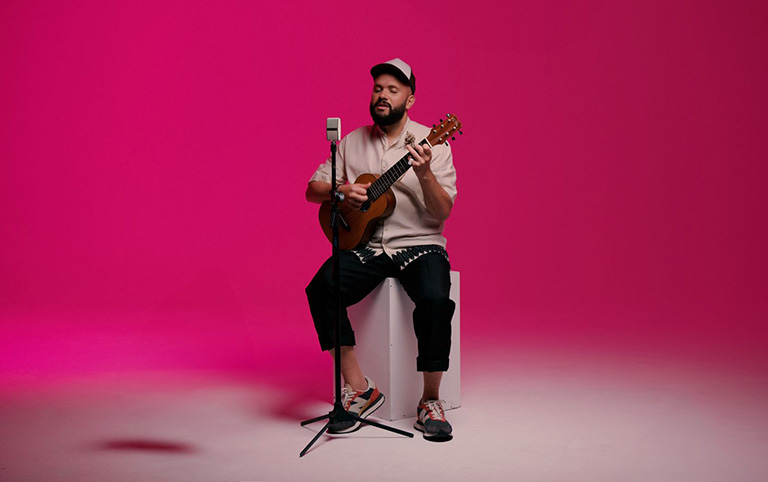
[
  {"xmin": 327, "ymin": 393, "xmax": 386, "ymax": 434},
  {"xmin": 414, "ymin": 420, "xmax": 453, "ymax": 442}
]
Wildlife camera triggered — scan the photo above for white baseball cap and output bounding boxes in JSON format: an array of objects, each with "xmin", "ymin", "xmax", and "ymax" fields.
[{"xmin": 370, "ymin": 58, "xmax": 416, "ymax": 93}]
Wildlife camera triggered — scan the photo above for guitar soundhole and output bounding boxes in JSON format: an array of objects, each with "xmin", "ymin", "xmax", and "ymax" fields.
[{"xmin": 360, "ymin": 201, "xmax": 371, "ymax": 212}]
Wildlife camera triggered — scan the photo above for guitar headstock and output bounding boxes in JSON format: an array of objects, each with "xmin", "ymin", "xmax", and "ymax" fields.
[{"xmin": 426, "ymin": 113, "xmax": 463, "ymax": 146}]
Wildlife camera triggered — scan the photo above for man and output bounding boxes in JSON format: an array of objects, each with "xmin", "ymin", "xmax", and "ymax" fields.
[{"xmin": 305, "ymin": 58, "xmax": 457, "ymax": 442}]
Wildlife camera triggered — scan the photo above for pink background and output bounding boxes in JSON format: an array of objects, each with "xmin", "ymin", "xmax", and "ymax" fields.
[{"xmin": 1, "ymin": 1, "xmax": 767, "ymax": 376}]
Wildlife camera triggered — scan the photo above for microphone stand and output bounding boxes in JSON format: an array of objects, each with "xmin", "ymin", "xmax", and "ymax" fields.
[{"xmin": 299, "ymin": 137, "xmax": 413, "ymax": 458}]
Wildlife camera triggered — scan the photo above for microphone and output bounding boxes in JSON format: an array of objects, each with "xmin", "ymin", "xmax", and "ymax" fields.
[{"xmin": 326, "ymin": 117, "xmax": 341, "ymax": 142}]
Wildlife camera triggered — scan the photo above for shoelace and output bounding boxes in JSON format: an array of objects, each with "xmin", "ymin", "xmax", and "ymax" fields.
[
  {"xmin": 422, "ymin": 399, "xmax": 446, "ymax": 421},
  {"xmin": 341, "ymin": 385, "xmax": 357, "ymax": 409}
]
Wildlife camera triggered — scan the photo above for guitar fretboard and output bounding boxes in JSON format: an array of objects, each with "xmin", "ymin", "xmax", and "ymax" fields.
[{"xmin": 366, "ymin": 139, "xmax": 430, "ymax": 203}]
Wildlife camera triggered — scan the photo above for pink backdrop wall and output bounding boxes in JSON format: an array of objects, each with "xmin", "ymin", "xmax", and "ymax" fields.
[{"xmin": 2, "ymin": 1, "xmax": 767, "ymax": 375}]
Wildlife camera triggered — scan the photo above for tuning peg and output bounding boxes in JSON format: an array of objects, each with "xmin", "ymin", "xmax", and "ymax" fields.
[
  {"xmin": 459, "ymin": 130, "xmax": 463, "ymax": 135},
  {"xmin": 439, "ymin": 118, "xmax": 443, "ymax": 123},
  {"xmin": 451, "ymin": 136, "xmax": 456, "ymax": 141},
  {"xmin": 446, "ymin": 113, "xmax": 451, "ymax": 118}
]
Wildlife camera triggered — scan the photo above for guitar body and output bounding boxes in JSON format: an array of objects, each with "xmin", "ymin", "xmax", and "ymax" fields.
[{"xmin": 319, "ymin": 173, "xmax": 396, "ymax": 250}]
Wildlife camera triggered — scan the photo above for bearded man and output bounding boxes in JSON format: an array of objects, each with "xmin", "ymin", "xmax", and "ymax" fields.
[{"xmin": 305, "ymin": 58, "xmax": 457, "ymax": 442}]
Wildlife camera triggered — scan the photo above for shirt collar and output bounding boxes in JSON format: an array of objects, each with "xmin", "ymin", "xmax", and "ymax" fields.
[{"xmin": 372, "ymin": 116, "xmax": 412, "ymax": 149}]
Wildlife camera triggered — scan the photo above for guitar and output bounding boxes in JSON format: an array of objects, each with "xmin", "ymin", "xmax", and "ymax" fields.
[{"xmin": 318, "ymin": 114, "xmax": 463, "ymax": 250}]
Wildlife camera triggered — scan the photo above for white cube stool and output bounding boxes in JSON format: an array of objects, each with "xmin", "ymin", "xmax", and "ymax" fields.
[{"xmin": 347, "ymin": 271, "xmax": 460, "ymax": 421}]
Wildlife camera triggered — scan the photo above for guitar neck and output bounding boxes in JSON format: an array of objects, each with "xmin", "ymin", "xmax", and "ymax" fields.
[{"xmin": 367, "ymin": 139, "xmax": 430, "ymax": 202}]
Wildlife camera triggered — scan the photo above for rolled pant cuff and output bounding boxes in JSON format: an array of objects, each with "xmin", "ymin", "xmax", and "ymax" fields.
[
  {"xmin": 319, "ymin": 331, "xmax": 356, "ymax": 352},
  {"xmin": 416, "ymin": 357, "xmax": 449, "ymax": 372}
]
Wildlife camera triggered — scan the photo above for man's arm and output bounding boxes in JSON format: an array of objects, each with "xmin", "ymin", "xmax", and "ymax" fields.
[
  {"xmin": 406, "ymin": 144, "xmax": 453, "ymax": 221},
  {"xmin": 305, "ymin": 181, "xmax": 332, "ymax": 204},
  {"xmin": 306, "ymin": 181, "xmax": 372, "ymax": 209}
]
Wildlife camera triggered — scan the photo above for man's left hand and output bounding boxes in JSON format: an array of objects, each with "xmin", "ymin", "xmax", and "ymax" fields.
[{"xmin": 406, "ymin": 144, "xmax": 434, "ymax": 180}]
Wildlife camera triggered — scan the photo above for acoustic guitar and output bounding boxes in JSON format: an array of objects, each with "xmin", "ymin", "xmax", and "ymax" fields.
[{"xmin": 318, "ymin": 114, "xmax": 463, "ymax": 250}]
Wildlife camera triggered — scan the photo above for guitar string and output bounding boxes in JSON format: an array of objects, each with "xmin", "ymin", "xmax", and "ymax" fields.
[
  {"xmin": 368, "ymin": 137, "xmax": 432, "ymax": 201},
  {"xmin": 330, "ymin": 122, "xmax": 460, "ymax": 233},
  {"xmin": 334, "ymin": 136, "xmax": 439, "ymax": 227}
]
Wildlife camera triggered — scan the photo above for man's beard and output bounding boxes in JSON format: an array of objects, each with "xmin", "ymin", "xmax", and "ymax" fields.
[{"xmin": 370, "ymin": 100, "xmax": 407, "ymax": 127}]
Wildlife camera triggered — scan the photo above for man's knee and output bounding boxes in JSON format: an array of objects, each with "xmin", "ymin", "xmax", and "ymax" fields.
[
  {"xmin": 414, "ymin": 293, "xmax": 455, "ymax": 314},
  {"xmin": 306, "ymin": 266, "xmax": 332, "ymax": 300}
]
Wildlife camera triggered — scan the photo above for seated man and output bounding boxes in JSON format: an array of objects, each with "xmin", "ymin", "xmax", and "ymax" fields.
[{"xmin": 305, "ymin": 58, "xmax": 457, "ymax": 442}]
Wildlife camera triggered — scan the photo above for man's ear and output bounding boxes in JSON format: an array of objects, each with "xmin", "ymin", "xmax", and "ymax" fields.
[{"xmin": 406, "ymin": 94, "xmax": 415, "ymax": 110}]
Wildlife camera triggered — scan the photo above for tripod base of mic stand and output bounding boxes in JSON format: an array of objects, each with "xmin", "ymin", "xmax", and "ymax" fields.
[{"xmin": 299, "ymin": 401, "xmax": 414, "ymax": 457}]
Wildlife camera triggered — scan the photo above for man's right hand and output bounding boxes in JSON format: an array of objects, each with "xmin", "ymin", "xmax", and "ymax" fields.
[{"xmin": 338, "ymin": 182, "xmax": 371, "ymax": 209}]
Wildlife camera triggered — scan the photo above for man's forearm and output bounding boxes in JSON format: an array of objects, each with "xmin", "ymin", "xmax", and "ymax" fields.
[
  {"xmin": 418, "ymin": 172, "xmax": 453, "ymax": 221},
  {"xmin": 306, "ymin": 181, "xmax": 332, "ymax": 204}
]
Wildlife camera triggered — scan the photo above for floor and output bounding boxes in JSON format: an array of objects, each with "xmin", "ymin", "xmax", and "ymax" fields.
[{"xmin": 1, "ymin": 338, "xmax": 767, "ymax": 482}]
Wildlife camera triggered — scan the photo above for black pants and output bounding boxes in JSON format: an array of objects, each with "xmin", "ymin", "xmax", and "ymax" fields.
[{"xmin": 306, "ymin": 251, "xmax": 455, "ymax": 372}]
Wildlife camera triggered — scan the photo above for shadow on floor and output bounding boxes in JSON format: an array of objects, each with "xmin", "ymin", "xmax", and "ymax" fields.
[{"xmin": 93, "ymin": 439, "xmax": 198, "ymax": 453}]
